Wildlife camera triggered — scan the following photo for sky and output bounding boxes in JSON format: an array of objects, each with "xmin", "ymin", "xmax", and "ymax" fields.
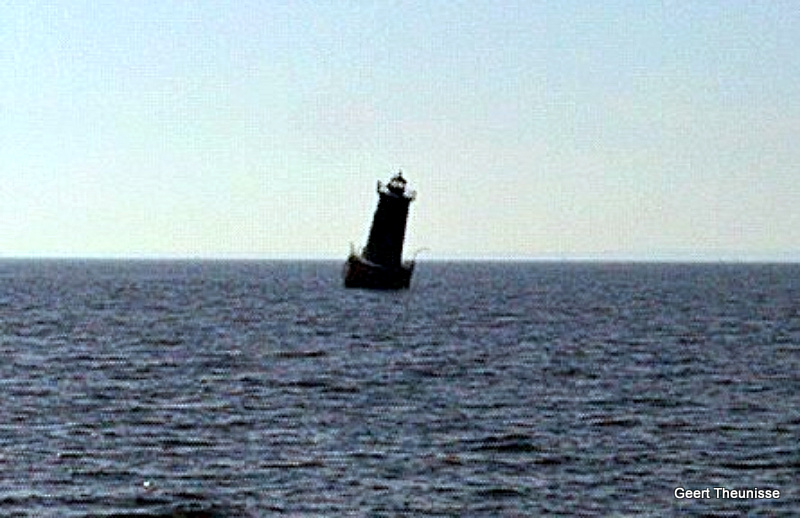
[{"xmin": 1, "ymin": 1, "xmax": 798, "ymax": 260}]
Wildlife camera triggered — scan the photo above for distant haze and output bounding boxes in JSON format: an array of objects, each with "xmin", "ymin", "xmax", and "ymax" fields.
[{"xmin": 2, "ymin": 2, "xmax": 798, "ymax": 261}]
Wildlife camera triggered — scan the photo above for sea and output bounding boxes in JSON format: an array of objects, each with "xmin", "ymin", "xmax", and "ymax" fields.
[{"xmin": 0, "ymin": 260, "xmax": 797, "ymax": 517}]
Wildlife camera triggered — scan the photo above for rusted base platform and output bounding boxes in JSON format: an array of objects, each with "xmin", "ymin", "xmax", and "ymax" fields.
[{"xmin": 343, "ymin": 254, "xmax": 414, "ymax": 290}]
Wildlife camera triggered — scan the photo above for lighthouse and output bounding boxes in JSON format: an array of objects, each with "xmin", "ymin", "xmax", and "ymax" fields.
[{"xmin": 344, "ymin": 172, "xmax": 417, "ymax": 289}]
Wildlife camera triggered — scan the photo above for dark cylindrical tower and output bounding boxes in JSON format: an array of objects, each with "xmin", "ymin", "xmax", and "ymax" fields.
[{"xmin": 363, "ymin": 173, "xmax": 415, "ymax": 267}]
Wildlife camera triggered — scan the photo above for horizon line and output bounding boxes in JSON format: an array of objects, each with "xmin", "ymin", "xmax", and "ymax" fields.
[{"xmin": 0, "ymin": 254, "xmax": 798, "ymax": 264}]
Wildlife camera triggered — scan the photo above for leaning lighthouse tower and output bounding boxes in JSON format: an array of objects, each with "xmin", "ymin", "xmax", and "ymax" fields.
[
  {"xmin": 363, "ymin": 173, "xmax": 414, "ymax": 267},
  {"xmin": 344, "ymin": 171, "xmax": 417, "ymax": 289}
]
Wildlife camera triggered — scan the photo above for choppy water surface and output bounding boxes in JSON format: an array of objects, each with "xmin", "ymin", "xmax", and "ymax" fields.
[{"xmin": 0, "ymin": 260, "xmax": 798, "ymax": 516}]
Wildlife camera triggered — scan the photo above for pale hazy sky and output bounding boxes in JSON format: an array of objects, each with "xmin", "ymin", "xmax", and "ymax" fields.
[{"xmin": 1, "ymin": 1, "xmax": 798, "ymax": 260}]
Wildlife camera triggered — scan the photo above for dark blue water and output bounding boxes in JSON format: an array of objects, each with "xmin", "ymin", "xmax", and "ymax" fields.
[{"xmin": 0, "ymin": 260, "xmax": 797, "ymax": 517}]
